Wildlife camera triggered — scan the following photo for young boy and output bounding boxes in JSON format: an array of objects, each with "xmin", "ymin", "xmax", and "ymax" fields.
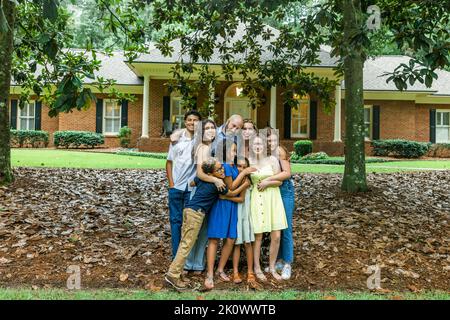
[{"xmin": 165, "ymin": 157, "xmax": 250, "ymax": 290}]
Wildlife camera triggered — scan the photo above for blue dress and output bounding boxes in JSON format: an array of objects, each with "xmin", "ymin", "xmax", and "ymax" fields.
[{"xmin": 207, "ymin": 163, "xmax": 239, "ymax": 239}]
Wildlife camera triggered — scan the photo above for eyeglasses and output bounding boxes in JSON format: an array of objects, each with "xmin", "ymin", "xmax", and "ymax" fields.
[{"xmin": 215, "ymin": 166, "xmax": 225, "ymax": 173}]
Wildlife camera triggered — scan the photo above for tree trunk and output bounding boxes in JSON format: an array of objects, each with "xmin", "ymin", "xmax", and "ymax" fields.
[
  {"xmin": 0, "ymin": 1, "xmax": 15, "ymax": 185},
  {"xmin": 341, "ymin": 0, "xmax": 368, "ymax": 192}
]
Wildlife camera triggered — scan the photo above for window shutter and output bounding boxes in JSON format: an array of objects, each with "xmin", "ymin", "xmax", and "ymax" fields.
[
  {"xmin": 163, "ymin": 96, "xmax": 170, "ymax": 121},
  {"xmin": 372, "ymin": 105, "xmax": 380, "ymax": 140},
  {"xmin": 10, "ymin": 100, "xmax": 18, "ymax": 130},
  {"xmin": 96, "ymin": 99, "xmax": 103, "ymax": 133},
  {"xmin": 121, "ymin": 100, "xmax": 128, "ymax": 127},
  {"xmin": 283, "ymin": 102, "xmax": 291, "ymax": 139},
  {"xmin": 309, "ymin": 101, "xmax": 318, "ymax": 140},
  {"xmin": 35, "ymin": 101, "xmax": 42, "ymax": 130},
  {"xmin": 430, "ymin": 109, "xmax": 436, "ymax": 143}
]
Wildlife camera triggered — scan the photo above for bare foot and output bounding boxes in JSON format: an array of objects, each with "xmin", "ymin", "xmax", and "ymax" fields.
[
  {"xmin": 216, "ymin": 270, "xmax": 231, "ymax": 282},
  {"xmin": 269, "ymin": 269, "xmax": 282, "ymax": 281},
  {"xmin": 204, "ymin": 275, "xmax": 214, "ymax": 291},
  {"xmin": 254, "ymin": 270, "xmax": 267, "ymax": 282}
]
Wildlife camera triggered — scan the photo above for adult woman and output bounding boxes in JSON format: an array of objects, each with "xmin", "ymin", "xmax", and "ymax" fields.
[
  {"xmin": 259, "ymin": 128, "xmax": 295, "ymax": 280},
  {"xmin": 240, "ymin": 119, "xmax": 258, "ymax": 159},
  {"xmin": 249, "ymin": 135, "xmax": 287, "ymax": 281}
]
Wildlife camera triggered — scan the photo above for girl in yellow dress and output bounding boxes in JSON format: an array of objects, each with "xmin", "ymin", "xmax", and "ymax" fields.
[{"xmin": 249, "ymin": 135, "xmax": 287, "ymax": 281}]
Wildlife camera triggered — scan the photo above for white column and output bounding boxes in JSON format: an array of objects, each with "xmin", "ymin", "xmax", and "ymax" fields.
[
  {"xmin": 333, "ymin": 84, "xmax": 342, "ymax": 142},
  {"xmin": 270, "ymin": 86, "xmax": 277, "ymax": 128},
  {"xmin": 142, "ymin": 74, "xmax": 150, "ymax": 138}
]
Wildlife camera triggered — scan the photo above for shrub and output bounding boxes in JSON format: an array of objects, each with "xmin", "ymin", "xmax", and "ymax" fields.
[
  {"xmin": 118, "ymin": 126, "xmax": 132, "ymax": 148},
  {"xmin": 371, "ymin": 139, "xmax": 431, "ymax": 158},
  {"xmin": 293, "ymin": 140, "xmax": 313, "ymax": 156},
  {"xmin": 115, "ymin": 151, "xmax": 167, "ymax": 159},
  {"xmin": 301, "ymin": 152, "xmax": 329, "ymax": 161},
  {"xmin": 428, "ymin": 143, "xmax": 450, "ymax": 158},
  {"xmin": 54, "ymin": 131, "xmax": 104, "ymax": 149},
  {"xmin": 10, "ymin": 130, "xmax": 49, "ymax": 148}
]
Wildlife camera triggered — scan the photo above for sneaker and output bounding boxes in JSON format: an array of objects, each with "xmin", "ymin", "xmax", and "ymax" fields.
[
  {"xmin": 165, "ymin": 274, "xmax": 189, "ymax": 291},
  {"xmin": 281, "ymin": 264, "xmax": 292, "ymax": 280},
  {"xmin": 264, "ymin": 261, "xmax": 284, "ymax": 273}
]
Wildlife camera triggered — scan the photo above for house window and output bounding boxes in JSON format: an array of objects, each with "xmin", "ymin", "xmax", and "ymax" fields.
[
  {"xmin": 436, "ymin": 110, "xmax": 450, "ymax": 143},
  {"xmin": 18, "ymin": 101, "xmax": 35, "ymax": 131},
  {"xmin": 364, "ymin": 105, "xmax": 373, "ymax": 140},
  {"xmin": 291, "ymin": 95, "xmax": 309, "ymax": 138},
  {"xmin": 171, "ymin": 96, "xmax": 185, "ymax": 131},
  {"xmin": 103, "ymin": 99, "xmax": 121, "ymax": 134}
]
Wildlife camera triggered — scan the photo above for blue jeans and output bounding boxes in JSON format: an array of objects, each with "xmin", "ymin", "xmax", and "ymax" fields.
[
  {"xmin": 278, "ymin": 179, "xmax": 295, "ymax": 263},
  {"xmin": 184, "ymin": 187, "xmax": 208, "ymax": 271},
  {"xmin": 168, "ymin": 187, "xmax": 191, "ymax": 259}
]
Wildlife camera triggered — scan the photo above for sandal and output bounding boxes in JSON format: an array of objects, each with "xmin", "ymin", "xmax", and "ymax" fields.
[
  {"xmin": 204, "ymin": 275, "xmax": 214, "ymax": 291},
  {"xmin": 254, "ymin": 270, "xmax": 267, "ymax": 282},
  {"xmin": 216, "ymin": 270, "xmax": 231, "ymax": 282},
  {"xmin": 247, "ymin": 273, "xmax": 263, "ymax": 291},
  {"xmin": 231, "ymin": 272, "xmax": 243, "ymax": 284}
]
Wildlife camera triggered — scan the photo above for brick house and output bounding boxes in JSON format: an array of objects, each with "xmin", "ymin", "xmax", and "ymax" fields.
[{"xmin": 7, "ymin": 25, "xmax": 450, "ymax": 155}]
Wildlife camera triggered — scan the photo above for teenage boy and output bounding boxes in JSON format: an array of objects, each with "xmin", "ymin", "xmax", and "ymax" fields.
[
  {"xmin": 165, "ymin": 158, "xmax": 250, "ymax": 290},
  {"xmin": 166, "ymin": 110, "xmax": 202, "ymax": 259}
]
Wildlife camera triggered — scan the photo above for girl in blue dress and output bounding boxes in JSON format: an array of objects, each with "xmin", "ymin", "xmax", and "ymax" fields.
[{"xmin": 205, "ymin": 141, "xmax": 255, "ymax": 289}]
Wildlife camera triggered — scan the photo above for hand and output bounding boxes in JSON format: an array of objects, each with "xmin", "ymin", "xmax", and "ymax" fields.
[
  {"xmin": 170, "ymin": 129, "xmax": 185, "ymax": 143},
  {"xmin": 244, "ymin": 167, "xmax": 257, "ymax": 175},
  {"xmin": 243, "ymin": 177, "xmax": 251, "ymax": 188},
  {"xmin": 257, "ymin": 179, "xmax": 271, "ymax": 192},
  {"xmin": 219, "ymin": 195, "xmax": 228, "ymax": 200},
  {"xmin": 189, "ymin": 181, "xmax": 196, "ymax": 187},
  {"xmin": 214, "ymin": 178, "xmax": 226, "ymax": 192},
  {"xmin": 169, "ymin": 183, "xmax": 175, "ymax": 188}
]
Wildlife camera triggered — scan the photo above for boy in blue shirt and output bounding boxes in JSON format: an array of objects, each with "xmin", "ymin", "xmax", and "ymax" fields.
[{"xmin": 165, "ymin": 157, "xmax": 250, "ymax": 290}]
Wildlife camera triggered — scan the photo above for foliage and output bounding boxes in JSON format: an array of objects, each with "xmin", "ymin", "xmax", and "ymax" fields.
[
  {"xmin": 302, "ymin": 151, "xmax": 329, "ymax": 161},
  {"xmin": 372, "ymin": 139, "xmax": 431, "ymax": 159},
  {"xmin": 53, "ymin": 131, "xmax": 104, "ymax": 148},
  {"xmin": 294, "ymin": 140, "xmax": 313, "ymax": 157},
  {"xmin": 118, "ymin": 126, "xmax": 132, "ymax": 148},
  {"xmin": 115, "ymin": 151, "xmax": 168, "ymax": 159},
  {"xmin": 10, "ymin": 130, "xmax": 49, "ymax": 148}
]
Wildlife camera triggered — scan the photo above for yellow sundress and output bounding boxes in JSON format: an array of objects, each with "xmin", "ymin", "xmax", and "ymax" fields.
[{"xmin": 250, "ymin": 165, "xmax": 288, "ymax": 234}]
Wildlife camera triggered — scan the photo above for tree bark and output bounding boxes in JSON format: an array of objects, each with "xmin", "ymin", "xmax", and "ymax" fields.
[
  {"xmin": 341, "ymin": 0, "xmax": 368, "ymax": 192},
  {"xmin": 0, "ymin": 0, "xmax": 15, "ymax": 185}
]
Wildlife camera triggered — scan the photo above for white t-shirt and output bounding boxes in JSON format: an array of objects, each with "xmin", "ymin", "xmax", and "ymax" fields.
[{"xmin": 167, "ymin": 130, "xmax": 196, "ymax": 191}]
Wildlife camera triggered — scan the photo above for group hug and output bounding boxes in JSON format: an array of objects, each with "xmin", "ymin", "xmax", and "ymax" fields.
[{"xmin": 164, "ymin": 110, "xmax": 295, "ymax": 291}]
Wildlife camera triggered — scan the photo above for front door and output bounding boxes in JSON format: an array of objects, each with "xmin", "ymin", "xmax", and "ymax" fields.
[{"xmin": 225, "ymin": 99, "xmax": 257, "ymax": 122}]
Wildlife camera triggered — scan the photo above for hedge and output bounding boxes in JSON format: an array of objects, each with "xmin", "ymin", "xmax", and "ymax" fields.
[
  {"xmin": 293, "ymin": 140, "xmax": 313, "ymax": 156},
  {"xmin": 115, "ymin": 151, "xmax": 168, "ymax": 159},
  {"xmin": 371, "ymin": 139, "xmax": 431, "ymax": 159},
  {"xmin": 54, "ymin": 131, "xmax": 104, "ymax": 149},
  {"xmin": 10, "ymin": 130, "xmax": 49, "ymax": 148},
  {"xmin": 290, "ymin": 157, "xmax": 390, "ymax": 165}
]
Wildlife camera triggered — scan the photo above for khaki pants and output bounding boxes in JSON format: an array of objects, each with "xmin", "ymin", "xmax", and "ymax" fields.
[{"xmin": 167, "ymin": 208, "xmax": 205, "ymax": 279}]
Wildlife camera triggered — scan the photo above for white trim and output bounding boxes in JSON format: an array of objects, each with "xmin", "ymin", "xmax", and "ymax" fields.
[
  {"xmin": 270, "ymin": 86, "xmax": 277, "ymax": 128},
  {"xmin": 141, "ymin": 74, "xmax": 150, "ymax": 138},
  {"xmin": 17, "ymin": 101, "xmax": 36, "ymax": 131},
  {"xmin": 223, "ymin": 82, "xmax": 257, "ymax": 122},
  {"xmin": 291, "ymin": 98, "xmax": 310, "ymax": 138},
  {"xmin": 364, "ymin": 105, "xmax": 373, "ymax": 141},
  {"xmin": 436, "ymin": 109, "xmax": 450, "ymax": 143},
  {"xmin": 333, "ymin": 85, "xmax": 342, "ymax": 142},
  {"xmin": 103, "ymin": 99, "xmax": 121, "ymax": 136}
]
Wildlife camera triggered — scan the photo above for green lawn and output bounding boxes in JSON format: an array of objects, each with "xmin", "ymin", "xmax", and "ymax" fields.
[
  {"xmin": 12, "ymin": 149, "xmax": 166, "ymax": 169},
  {"xmin": 0, "ymin": 288, "xmax": 448, "ymax": 300},
  {"xmin": 11, "ymin": 149, "xmax": 450, "ymax": 173}
]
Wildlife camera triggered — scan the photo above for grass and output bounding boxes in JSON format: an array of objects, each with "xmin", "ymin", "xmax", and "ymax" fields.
[
  {"xmin": 0, "ymin": 288, "xmax": 448, "ymax": 300},
  {"xmin": 11, "ymin": 149, "xmax": 165, "ymax": 169},
  {"xmin": 11, "ymin": 149, "xmax": 450, "ymax": 173}
]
